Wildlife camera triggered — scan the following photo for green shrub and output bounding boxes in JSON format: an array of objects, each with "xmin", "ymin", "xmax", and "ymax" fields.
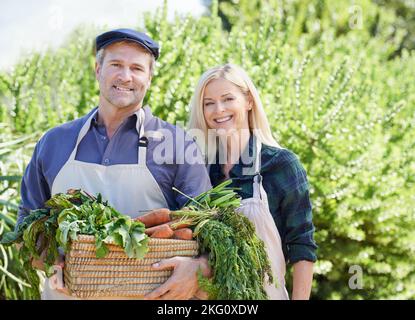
[{"xmin": 0, "ymin": 0, "xmax": 414, "ymax": 299}]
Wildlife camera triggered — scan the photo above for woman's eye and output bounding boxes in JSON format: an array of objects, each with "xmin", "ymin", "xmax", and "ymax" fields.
[
  {"xmin": 204, "ymin": 102, "xmax": 213, "ymax": 107},
  {"xmin": 225, "ymin": 97, "xmax": 234, "ymax": 101}
]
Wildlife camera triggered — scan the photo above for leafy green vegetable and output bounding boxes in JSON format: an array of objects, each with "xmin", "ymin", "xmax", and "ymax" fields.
[
  {"xmin": 0, "ymin": 189, "xmax": 149, "ymax": 287},
  {"xmin": 172, "ymin": 180, "xmax": 273, "ymax": 300}
]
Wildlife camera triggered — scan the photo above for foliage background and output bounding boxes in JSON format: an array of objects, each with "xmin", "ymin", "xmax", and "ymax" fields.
[{"xmin": 0, "ymin": 0, "xmax": 414, "ymax": 299}]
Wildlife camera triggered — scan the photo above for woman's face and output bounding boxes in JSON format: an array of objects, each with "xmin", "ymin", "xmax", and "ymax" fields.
[{"xmin": 203, "ymin": 78, "xmax": 251, "ymax": 134}]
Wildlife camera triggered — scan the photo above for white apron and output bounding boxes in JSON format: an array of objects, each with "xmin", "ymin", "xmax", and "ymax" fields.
[
  {"xmin": 236, "ymin": 138, "xmax": 289, "ymax": 300},
  {"xmin": 42, "ymin": 108, "xmax": 168, "ymax": 300}
]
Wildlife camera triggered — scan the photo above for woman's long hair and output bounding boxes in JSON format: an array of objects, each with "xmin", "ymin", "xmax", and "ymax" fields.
[{"xmin": 188, "ymin": 63, "xmax": 282, "ymax": 161}]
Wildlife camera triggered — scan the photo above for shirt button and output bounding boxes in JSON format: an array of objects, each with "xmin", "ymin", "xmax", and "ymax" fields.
[
  {"xmin": 103, "ymin": 158, "xmax": 110, "ymax": 165},
  {"xmin": 101, "ymin": 136, "xmax": 106, "ymax": 141}
]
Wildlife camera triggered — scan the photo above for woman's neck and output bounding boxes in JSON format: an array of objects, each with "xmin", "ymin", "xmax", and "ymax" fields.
[{"xmin": 220, "ymin": 131, "xmax": 251, "ymax": 177}]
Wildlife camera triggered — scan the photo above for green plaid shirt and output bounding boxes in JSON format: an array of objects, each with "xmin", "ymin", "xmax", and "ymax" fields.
[{"xmin": 209, "ymin": 136, "xmax": 317, "ymax": 265}]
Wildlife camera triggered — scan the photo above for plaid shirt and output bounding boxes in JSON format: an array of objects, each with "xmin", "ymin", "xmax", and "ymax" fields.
[{"xmin": 209, "ymin": 136, "xmax": 317, "ymax": 265}]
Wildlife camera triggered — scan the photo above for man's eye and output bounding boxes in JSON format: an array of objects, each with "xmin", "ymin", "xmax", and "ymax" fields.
[{"xmin": 111, "ymin": 63, "xmax": 121, "ymax": 67}]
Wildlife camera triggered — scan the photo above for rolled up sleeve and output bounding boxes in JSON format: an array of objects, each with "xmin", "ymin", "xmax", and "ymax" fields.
[
  {"xmin": 282, "ymin": 185, "xmax": 317, "ymax": 264},
  {"xmin": 276, "ymin": 151, "xmax": 318, "ymax": 265}
]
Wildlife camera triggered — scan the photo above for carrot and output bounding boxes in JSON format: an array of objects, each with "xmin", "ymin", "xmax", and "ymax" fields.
[
  {"xmin": 144, "ymin": 219, "xmax": 191, "ymax": 235},
  {"xmin": 145, "ymin": 223, "xmax": 166, "ymax": 236},
  {"xmin": 149, "ymin": 224, "xmax": 174, "ymax": 239},
  {"xmin": 167, "ymin": 219, "xmax": 192, "ymax": 230},
  {"xmin": 136, "ymin": 208, "xmax": 171, "ymax": 227},
  {"xmin": 172, "ymin": 228, "xmax": 193, "ymax": 240}
]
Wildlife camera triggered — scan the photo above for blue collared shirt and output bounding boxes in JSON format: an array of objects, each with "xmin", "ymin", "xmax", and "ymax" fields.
[{"xmin": 17, "ymin": 106, "xmax": 212, "ymax": 226}]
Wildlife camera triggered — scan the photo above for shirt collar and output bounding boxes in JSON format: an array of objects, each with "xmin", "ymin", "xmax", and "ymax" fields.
[
  {"xmin": 90, "ymin": 105, "xmax": 154, "ymax": 129},
  {"xmin": 210, "ymin": 134, "xmax": 257, "ymax": 180}
]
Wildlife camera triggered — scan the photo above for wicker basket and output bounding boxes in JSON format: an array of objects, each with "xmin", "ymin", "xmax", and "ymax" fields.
[{"xmin": 64, "ymin": 235, "xmax": 199, "ymax": 299}]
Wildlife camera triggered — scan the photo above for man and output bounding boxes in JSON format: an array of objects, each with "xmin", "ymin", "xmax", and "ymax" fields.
[{"xmin": 17, "ymin": 29, "xmax": 211, "ymax": 299}]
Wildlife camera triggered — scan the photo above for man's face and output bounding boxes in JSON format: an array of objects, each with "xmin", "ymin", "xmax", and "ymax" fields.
[{"xmin": 96, "ymin": 42, "xmax": 152, "ymax": 110}]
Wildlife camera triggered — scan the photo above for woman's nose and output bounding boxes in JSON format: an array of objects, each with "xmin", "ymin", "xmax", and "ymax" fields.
[{"xmin": 215, "ymin": 102, "xmax": 226, "ymax": 113}]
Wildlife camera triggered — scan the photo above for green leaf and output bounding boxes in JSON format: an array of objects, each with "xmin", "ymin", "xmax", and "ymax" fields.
[
  {"xmin": 95, "ymin": 240, "xmax": 109, "ymax": 258},
  {"xmin": 0, "ymin": 231, "xmax": 20, "ymax": 245}
]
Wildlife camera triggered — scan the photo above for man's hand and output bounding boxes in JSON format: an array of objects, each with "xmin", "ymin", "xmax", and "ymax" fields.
[
  {"xmin": 31, "ymin": 248, "xmax": 48, "ymax": 271},
  {"xmin": 32, "ymin": 250, "xmax": 70, "ymax": 295},
  {"xmin": 53, "ymin": 254, "xmax": 70, "ymax": 295},
  {"xmin": 144, "ymin": 255, "xmax": 211, "ymax": 300}
]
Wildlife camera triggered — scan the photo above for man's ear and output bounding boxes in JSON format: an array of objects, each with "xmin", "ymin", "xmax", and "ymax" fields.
[{"xmin": 95, "ymin": 62, "xmax": 100, "ymax": 79}]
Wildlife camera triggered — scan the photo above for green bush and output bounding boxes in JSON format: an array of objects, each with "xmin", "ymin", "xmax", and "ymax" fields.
[{"xmin": 0, "ymin": 0, "xmax": 414, "ymax": 299}]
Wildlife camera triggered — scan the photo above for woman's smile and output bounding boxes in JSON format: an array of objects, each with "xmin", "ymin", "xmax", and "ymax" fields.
[{"xmin": 214, "ymin": 115, "xmax": 233, "ymax": 123}]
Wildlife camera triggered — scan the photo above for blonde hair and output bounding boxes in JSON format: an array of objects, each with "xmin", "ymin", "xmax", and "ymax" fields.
[{"xmin": 188, "ymin": 63, "xmax": 281, "ymax": 159}]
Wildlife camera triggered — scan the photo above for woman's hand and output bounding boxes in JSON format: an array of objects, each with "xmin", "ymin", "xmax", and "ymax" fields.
[{"xmin": 144, "ymin": 255, "xmax": 211, "ymax": 300}]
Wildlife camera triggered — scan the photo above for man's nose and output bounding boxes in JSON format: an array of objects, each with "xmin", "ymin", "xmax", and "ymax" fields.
[{"xmin": 118, "ymin": 67, "xmax": 133, "ymax": 82}]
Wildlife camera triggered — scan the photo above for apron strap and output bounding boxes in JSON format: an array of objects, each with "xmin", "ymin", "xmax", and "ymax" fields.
[
  {"xmin": 68, "ymin": 109, "xmax": 98, "ymax": 161},
  {"xmin": 252, "ymin": 136, "xmax": 263, "ymax": 200},
  {"xmin": 136, "ymin": 108, "xmax": 147, "ymax": 166}
]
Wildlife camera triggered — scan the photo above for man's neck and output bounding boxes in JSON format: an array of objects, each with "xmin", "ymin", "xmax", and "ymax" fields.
[{"xmin": 97, "ymin": 103, "xmax": 142, "ymax": 139}]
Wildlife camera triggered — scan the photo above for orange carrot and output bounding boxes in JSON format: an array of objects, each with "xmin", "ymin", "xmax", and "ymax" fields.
[
  {"xmin": 167, "ymin": 219, "xmax": 192, "ymax": 230},
  {"xmin": 136, "ymin": 208, "xmax": 171, "ymax": 227},
  {"xmin": 149, "ymin": 224, "xmax": 174, "ymax": 239},
  {"xmin": 145, "ymin": 223, "xmax": 167, "ymax": 236},
  {"xmin": 172, "ymin": 228, "xmax": 193, "ymax": 240},
  {"xmin": 144, "ymin": 219, "xmax": 190, "ymax": 235}
]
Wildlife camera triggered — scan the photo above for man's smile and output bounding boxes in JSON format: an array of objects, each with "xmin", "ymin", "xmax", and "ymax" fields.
[{"xmin": 113, "ymin": 85, "xmax": 134, "ymax": 92}]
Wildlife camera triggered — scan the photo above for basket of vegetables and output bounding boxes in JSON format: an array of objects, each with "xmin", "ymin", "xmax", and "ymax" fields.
[
  {"xmin": 0, "ymin": 190, "xmax": 198, "ymax": 299},
  {"xmin": 1, "ymin": 181, "xmax": 275, "ymax": 300},
  {"xmin": 64, "ymin": 237, "xmax": 198, "ymax": 298},
  {"xmin": 64, "ymin": 207, "xmax": 199, "ymax": 299}
]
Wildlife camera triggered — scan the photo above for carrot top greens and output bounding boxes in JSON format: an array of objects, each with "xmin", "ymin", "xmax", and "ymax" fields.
[{"xmin": 172, "ymin": 179, "xmax": 273, "ymax": 300}]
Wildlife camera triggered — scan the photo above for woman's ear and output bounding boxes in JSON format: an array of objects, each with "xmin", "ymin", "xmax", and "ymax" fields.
[{"xmin": 247, "ymin": 94, "xmax": 254, "ymax": 111}]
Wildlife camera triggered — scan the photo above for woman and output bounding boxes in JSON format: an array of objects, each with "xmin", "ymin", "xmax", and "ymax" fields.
[
  {"xmin": 187, "ymin": 63, "xmax": 318, "ymax": 300},
  {"xmin": 145, "ymin": 63, "xmax": 317, "ymax": 300}
]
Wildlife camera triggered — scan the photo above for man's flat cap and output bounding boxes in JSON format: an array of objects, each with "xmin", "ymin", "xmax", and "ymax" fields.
[{"xmin": 96, "ymin": 28, "xmax": 159, "ymax": 60}]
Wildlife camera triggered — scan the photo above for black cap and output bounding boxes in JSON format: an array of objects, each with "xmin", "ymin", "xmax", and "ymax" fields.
[{"xmin": 95, "ymin": 28, "xmax": 160, "ymax": 60}]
